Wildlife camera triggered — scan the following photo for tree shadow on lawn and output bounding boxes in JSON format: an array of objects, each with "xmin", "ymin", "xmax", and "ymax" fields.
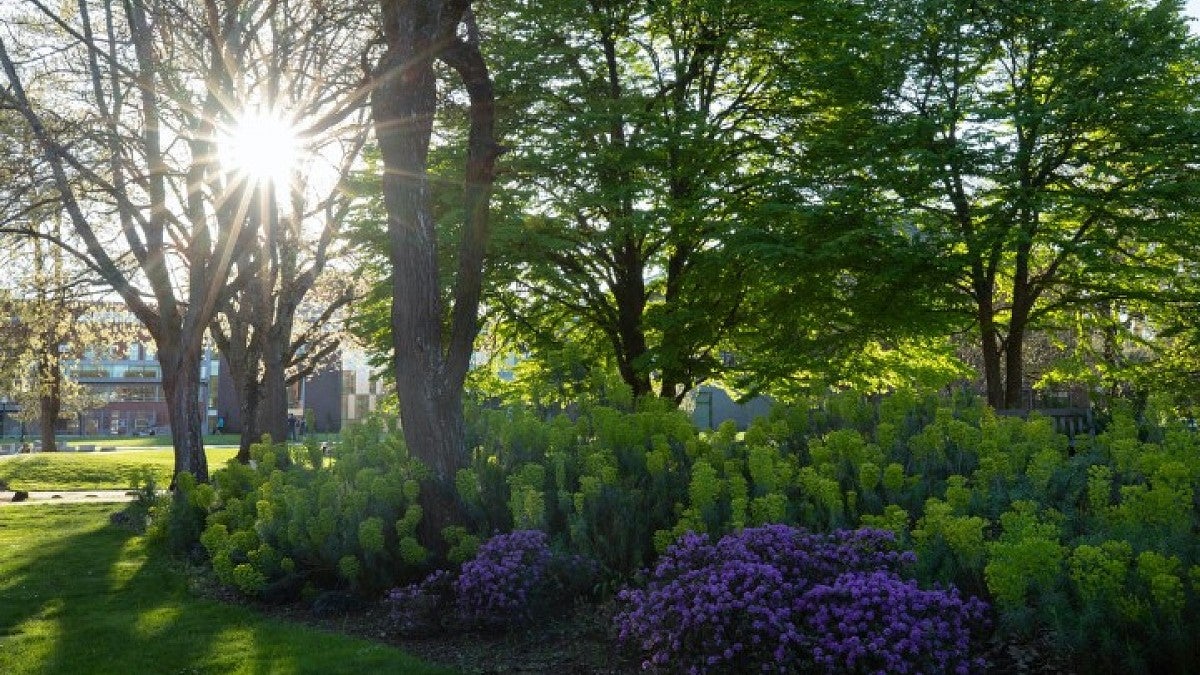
[
  {"xmin": 0, "ymin": 504, "xmax": 222, "ymax": 673},
  {"xmin": 0, "ymin": 504, "xmax": 444, "ymax": 674}
]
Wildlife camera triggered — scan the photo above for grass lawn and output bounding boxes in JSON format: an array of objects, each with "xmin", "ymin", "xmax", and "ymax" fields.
[
  {"xmin": 0, "ymin": 448, "xmax": 240, "ymax": 491},
  {"xmin": 0, "ymin": 503, "xmax": 449, "ymax": 674}
]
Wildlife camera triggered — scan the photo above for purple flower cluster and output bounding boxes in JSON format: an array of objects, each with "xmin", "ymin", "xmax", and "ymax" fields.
[
  {"xmin": 455, "ymin": 529, "xmax": 552, "ymax": 624},
  {"xmin": 803, "ymin": 571, "xmax": 988, "ymax": 674},
  {"xmin": 616, "ymin": 525, "xmax": 988, "ymax": 674},
  {"xmin": 386, "ymin": 530, "xmax": 601, "ymax": 634},
  {"xmin": 646, "ymin": 525, "xmax": 913, "ymax": 586},
  {"xmin": 384, "ymin": 568, "xmax": 453, "ymax": 637}
]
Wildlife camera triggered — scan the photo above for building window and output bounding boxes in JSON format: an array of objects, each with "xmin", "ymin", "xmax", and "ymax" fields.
[{"xmin": 89, "ymin": 383, "xmax": 165, "ymax": 402}]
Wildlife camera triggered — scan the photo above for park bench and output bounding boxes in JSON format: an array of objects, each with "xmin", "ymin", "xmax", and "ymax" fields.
[{"xmin": 997, "ymin": 407, "xmax": 1095, "ymax": 452}]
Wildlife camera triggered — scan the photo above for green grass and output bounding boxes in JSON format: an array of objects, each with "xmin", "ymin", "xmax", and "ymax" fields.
[
  {"xmin": 0, "ymin": 503, "xmax": 449, "ymax": 674},
  {"xmin": 0, "ymin": 449, "xmax": 240, "ymax": 491}
]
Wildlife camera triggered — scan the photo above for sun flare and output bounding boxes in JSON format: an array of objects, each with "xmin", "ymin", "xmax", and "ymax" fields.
[{"xmin": 219, "ymin": 111, "xmax": 301, "ymax": 188}]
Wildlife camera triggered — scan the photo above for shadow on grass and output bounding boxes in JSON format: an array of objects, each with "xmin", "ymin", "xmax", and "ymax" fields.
[
  {"xmin": 0, "ymin": 504, "xmax": 220, "ymax": 673},
  {"xmin": 0, "ymin": 504, "xmax": 447, "ymax": 674}
]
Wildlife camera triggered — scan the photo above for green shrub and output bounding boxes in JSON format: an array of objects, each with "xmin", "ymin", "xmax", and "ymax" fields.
[
  {"xmin": 984, "ymin": 501, "xmax": 1065, "ymax": 622},
  {"xmin": 198, "ymin": 419, "xmax": 429, "ymax": 597},
  {"xmin": 147, "ymin": 472, "xmax": 208, "ymax": 556},
  {"xmin": 462, "ymin": 397, "xmax": 695, "ymax": 577},
  {"xmin": 184, "ymin": 385, "xmax": 1200, "ymax": 670}
]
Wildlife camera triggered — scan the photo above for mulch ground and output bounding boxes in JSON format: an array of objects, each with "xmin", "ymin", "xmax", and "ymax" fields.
[
  {"xmin": 192, "ymin": 573, "xmax": 636, "ymax": 673},
  {"xmin": 193, "ymin": 571, "xmax": 1077, "ymax": 675},
  {"xmin": 159, "ymin": 524, "xmax": 1074, "ymax": 675}
]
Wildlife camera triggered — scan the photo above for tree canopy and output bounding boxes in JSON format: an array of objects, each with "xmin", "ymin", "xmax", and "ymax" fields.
[
  {"xmin": 2, "ymin": 0, "xmax": 1200, "ymax": 492},
  {"xmin": 789, "ymin": 0, "xmax": 1200, "ymax": 408}
]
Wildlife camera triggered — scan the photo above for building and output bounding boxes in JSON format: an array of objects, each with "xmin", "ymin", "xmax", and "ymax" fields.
[
  {"xmin": 72, "ymin": 341, "xmax": 224, "ymax": 436},
  {"xmin": 0, "ymin": 294, "xmax": 395, "ymax": 438},
  {"xmin": 0, "ymin": 339, "xmax": 222, "ymax": 438},
  {"xmin": 213, "ymin": 347, "xmax": 388, "ymax": 435}
]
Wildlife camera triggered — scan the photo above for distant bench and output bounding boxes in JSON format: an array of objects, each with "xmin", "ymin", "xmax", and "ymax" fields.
[{"xmin": 997, "ymin": 407, "xmax": 1095, "ymax": 451}]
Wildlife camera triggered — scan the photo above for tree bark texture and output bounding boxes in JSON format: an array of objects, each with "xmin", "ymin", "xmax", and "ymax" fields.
[
  {"xmin": 372, "ymin": 0, "xmax": 498, "ymax": 551},
  {"xmin": 160, "ymin": 342, "xmax": 208, "ymax": 485},
  {"xmin": 38, "ymin": 355, "xmax": 60, "ymax": 453}
]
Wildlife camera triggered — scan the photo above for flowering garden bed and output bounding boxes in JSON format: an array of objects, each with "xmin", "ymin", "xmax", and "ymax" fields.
[{"xmin": 159, "ymin": 392, "xmax": 1200, "ymax": 673}]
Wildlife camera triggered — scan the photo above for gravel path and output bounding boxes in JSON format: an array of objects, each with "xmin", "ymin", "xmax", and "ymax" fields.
[{"xmin": 0, "ymin": 490, "xmax": 140, "ymax": 505}]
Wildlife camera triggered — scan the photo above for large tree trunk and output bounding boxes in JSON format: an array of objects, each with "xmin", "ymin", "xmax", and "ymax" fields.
[
  {"xmin": 657, "ymin": 243, "xmax": 693, "ymax": 403},
  {"xmin": 979, "ymin": 311, "xmax": 1005, "ymax": 409},
  {"xmin": 160, "ymin": 342, "xmax": 208, "ymax": 485},
  {"xmin": 1004, "ymin": 318, "xmax": 1027, "ymax": 409},
  {"xmin": 398, "ymin": 378, "xmax": 470, "ymax": 545},
  {"xmin": 613, "ymin": 253, "xmax": 652, "ymax": 398},
  {"xmin": 1004, "ymin": 246, "xmax": 1035, "ymax": 410},
  {"xmin": 260, "ymin": 333, "xmax": 290, "ymax": 445},
  {"xmin": 38, "ymin": 355, "xmax": 60, "ymax": 452},
  {"xmin": 376, "ymin": 38, "xmax": 469, "ymax": 546},
  {"xmin": 372, "ymin": 0, "xmax": 498, "ymax": 555}
]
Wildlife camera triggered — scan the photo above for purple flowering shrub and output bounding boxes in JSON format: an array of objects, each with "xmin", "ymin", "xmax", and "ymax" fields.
[
  {"xmin": 384, "ymin": 569, "xmax": 454, "ymax": 637},
  {"xmin": 804, "ymin": 571, "xmax": 988, "ymax": 674},
  {"xmin": 616, "ymin": 525, "xmax": 989, "ymax": 673},
  {"xmin": 386, "ymin": 529, "xmax": 600, "ymax": 633},
  {"xmin": 456, "ymin": 529, "xmax": 553, "ymax": 624}
]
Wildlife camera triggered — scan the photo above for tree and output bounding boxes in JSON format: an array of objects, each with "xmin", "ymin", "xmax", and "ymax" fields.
[
  {"xmin": 0, "ymin": 232, "xmax": 142, "ymax": 451},
  {"xmin": 481, "ymin": 0, "xmax": 787, "ymax": 401},
  {"xmin": 0, "ymin": 0, "xmax": 330, "ymax": 483},
  {"xmin": 14, "ymin": 228, "xmax": 85, "ymax": 451},
  {"xmin": 1113, "ymin": 237, "xmax": 1200, "ymax": 414},
  {"xmin": 214, "ymin": 264, "xmax": 358, "ymax": 462},
  {"xmin": 369, "ymin": 0, "xmax": 500, "ymax": 544},
  {"xmin": 201, "ymin": 0, "xmax": 371, "ymax": 461},
  {"xmin": 799, "ymin": 0, "xmax": 1200, "ymax": 408},
  {"xmin": 0, "ymin": 100, "xmax": 128, "ymax": 451}
]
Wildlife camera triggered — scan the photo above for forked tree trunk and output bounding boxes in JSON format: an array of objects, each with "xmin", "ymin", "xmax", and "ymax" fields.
[
  {"xmin": 260, "ymin": 339, "xmax": 289, "ymax": 445},
  {"xmin": 213, "ymin": 324, "xmax": 263, "ymax": 464},
  {"xmin": 1004, "ymin": 323, "xmax": 1027, "ymax": 410},
  {"xmin": 372, "ymin": 0, "xmax": 498, "ymax": 554},
  {"xmin": 238, "ymin": 380, "xmax": 262, "ymax": 463},
  {"xmin": 981, "ymin": 326, "xmax": 1004, "ymax": 409},
  {"xmin": 230, "ymin": 350, "xmax": 261, "ymax": 464}
]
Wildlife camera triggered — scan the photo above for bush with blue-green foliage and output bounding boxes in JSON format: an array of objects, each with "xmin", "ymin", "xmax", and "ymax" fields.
[
  {"xmin": 459, "ymin": 383, "xmax": 697, "ymax": 577},
  {"xmin": 190, "ymin": 418, "xmax": 430, "ymax": 597}
]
